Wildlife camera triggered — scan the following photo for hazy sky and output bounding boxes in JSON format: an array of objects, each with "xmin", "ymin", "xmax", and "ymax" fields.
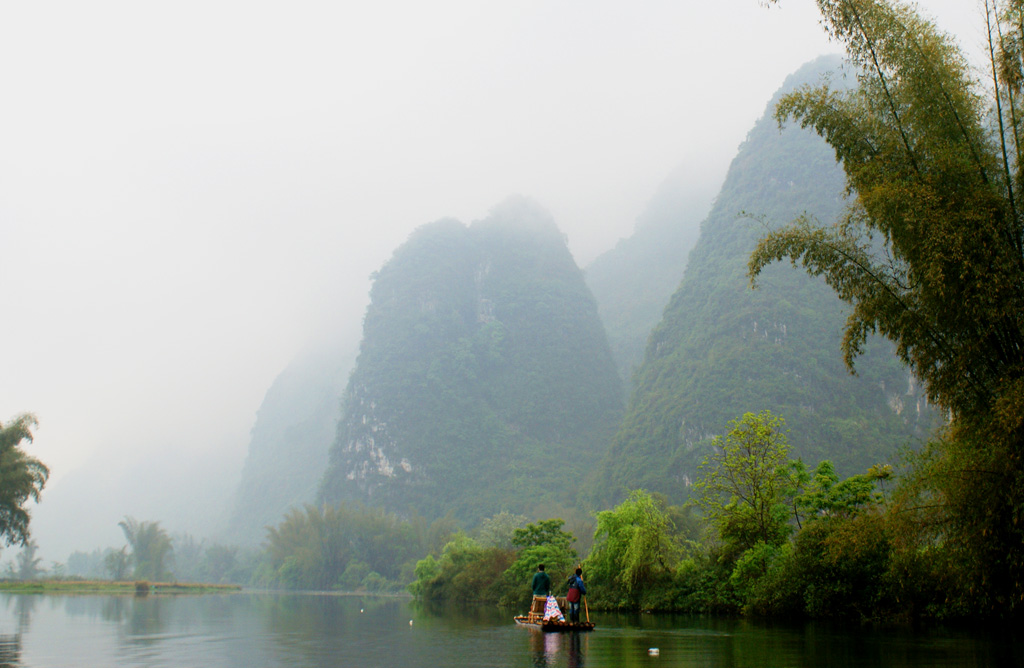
[{"xmin": 0, "ymin": 1, "xmax": 987, "ymax": 559}]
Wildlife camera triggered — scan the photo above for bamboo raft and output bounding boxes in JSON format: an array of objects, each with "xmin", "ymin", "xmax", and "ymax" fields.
[{"xmin": 514, "ymin": 596, "xmax": 595, "ymax": 632}]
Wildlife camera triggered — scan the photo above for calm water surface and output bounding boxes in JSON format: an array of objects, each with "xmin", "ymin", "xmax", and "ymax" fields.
[{"xmin": 0, "ymin": 592, "xmax": 1018, "ymax": 667}]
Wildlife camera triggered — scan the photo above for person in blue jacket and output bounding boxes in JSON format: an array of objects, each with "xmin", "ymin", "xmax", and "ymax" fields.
[{"xmin": 566, "ymin": 567, "xmax": 587, "ymax": 623}]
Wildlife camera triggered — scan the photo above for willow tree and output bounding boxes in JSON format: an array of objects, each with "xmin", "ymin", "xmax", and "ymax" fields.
[
  {"xmin": 0, "ymin": 414, "xmax": 49, "ymax": 547},
  {"xmin": 753, "ymin": 0, "xmax": 1024, "ymax": 613},
  {"xmin": 585, "ymin": 490, "xmax": 679, "ymax": 608}
]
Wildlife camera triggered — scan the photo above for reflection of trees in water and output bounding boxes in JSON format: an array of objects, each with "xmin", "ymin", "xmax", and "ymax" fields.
[
  {"xmin": 58, "ymin": 595, "xmax": 122, "ymax": 623},
  {"xmin": 258, "ymin": 594, "xmax": 400, "ymax": 640},
  {"xmin": 0, "ymin": 633, "xmax": 21, "ymax": 668},
  {"xmin": 101, "ymin": 597, "xmax": 129, "ymax": 624},
  {"xmin": 271, "ymin": 593, "xmax": 481, "ymax": 636},
  {"xmin": 0, "ymin": 597, "xmax": 26, "ymax": 668},
  {"xmin": 0, "ymin": 594, "xmax": 38, "ymax": 633},
  {"xmin": 68, "ymin": 595, "xmax": 169, "ymax": 646},
  {"xmin": 123, "ymin": 597, "xmax": 166, "ymax": 644},
  {"xmin": 410, "ymin": 598, "xmax": 510, "ymax": 630},
  {"xmin": 59, "ymin": 594, "xmax": 135, "ymax": 625},
  {"xmin": 413, "ymin": 597, "xmax": 490, "ymax": 624}
]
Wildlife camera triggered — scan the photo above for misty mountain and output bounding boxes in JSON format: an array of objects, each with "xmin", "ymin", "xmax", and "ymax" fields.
[
  {"xmin": 319, "ymin": 196, "xmax": 623, "ymax": 522},
  {"xmin": 595, "ymin": 56, "xmax": 936, "ymax": 503},
  {"xmin": 585, "ymin": 163, "xmax": 714, "ymax": 384},
  {"xmin": 225, "ymin": 341, "xmax": 355, "ymax": 545}
]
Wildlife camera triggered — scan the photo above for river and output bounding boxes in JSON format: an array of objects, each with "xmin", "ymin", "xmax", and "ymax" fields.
[{"xmin": 0, "ymin": 592, "xmax": 1017, "ymax": 667}]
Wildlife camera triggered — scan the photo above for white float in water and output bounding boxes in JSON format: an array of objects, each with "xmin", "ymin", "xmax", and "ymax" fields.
[{"xmin": 648, "ymin": 648, "xmax": 660, "ymax": 656}]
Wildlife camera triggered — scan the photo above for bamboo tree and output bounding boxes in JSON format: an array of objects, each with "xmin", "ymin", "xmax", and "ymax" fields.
[
  {"xmin": 15, "ymin": 541, "xmax": 44, "ymax": 580},
  {"xmin": 757, "ymin": 0, "xmax": 1024, "ymax": 613},
  {"xmin": 118, "ymin": 517, "xmax": 174, "ymax": 581},
  {"xmin": 0, "ymin": 414, "xmax": 49, "ymax": 547}
]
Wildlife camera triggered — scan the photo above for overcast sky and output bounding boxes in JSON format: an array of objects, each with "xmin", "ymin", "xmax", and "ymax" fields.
[{"xmin": 0, "ymin": 0, "xmax": 987, "ymax": 559}]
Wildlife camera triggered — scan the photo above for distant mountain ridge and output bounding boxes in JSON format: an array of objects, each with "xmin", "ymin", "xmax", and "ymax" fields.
[
  {"xmin": 226, "ymin": 57, "xmax": 938, "ymax": 542},
  {"xmin": 319, "ymin": 196, "xmax": 624, "ymax": 521},
  {"xmin": 594, "ymin": 56, "xmax": 936, "ymax": 503},
  {"xmin": 224, "ymin": 341, "xmax": 354, "ymax": 545},
  {"xmin": 585, "ymin": 162, "xmax": 714, "ymax": 385}
]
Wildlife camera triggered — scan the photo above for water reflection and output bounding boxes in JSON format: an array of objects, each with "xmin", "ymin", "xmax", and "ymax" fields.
[
  {"xmin": 525, "ymin": 629, "xmax": 588, "ymax": 668},
  {"xmin": 0, "ymin": 633, "xmax": 20, "ymax": 668},
  {"xmin": 2, "ymin": 594, "xmax": 37, "ymax": 633},
  {"xmin": 566, "ymin": 631, "xmax": 585, "ymax": 668},
  {"xmin": 528, "ymin": 628, "xmax": 558, "ymax": 667},
  {"xmin": 0, "ymin": 598, "xmax": 27, "ymax": 668},
  {"xmin": 0, "ymin": 593, "xmax": 1018, "ymax": 667}
]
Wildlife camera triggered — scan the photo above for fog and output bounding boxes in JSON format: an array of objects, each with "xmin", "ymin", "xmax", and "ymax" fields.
[{"xmin": 0, "ymin": 1, "xmax": 985, "ymax": 561}]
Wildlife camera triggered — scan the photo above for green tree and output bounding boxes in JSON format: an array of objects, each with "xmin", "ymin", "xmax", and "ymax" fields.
[
  {"xmin": 67, "ymin": 549, "xmax": 106, "ymax": 578},
  {"xmin": 408, "ymin": 532, "xmax": 517, "ymax": 602},
  {"xmin": 0, "ymin": 414, "xmax": 49, "ymax": 546},
  {"xmin": 265, "ymin": 502, "xmax": 422, "ymax": 591},
  {"xmin": 202, "ymin": 544, "xmax": 240, "ymax": 584},
  {"xmin": 407, "ymin": 518, "xmax": 577, "ymax": 606},
  {"xmin": 476, "ymin": 511, "xmax": 528, "ymax": 550},
  {"xmin": 171, "ymin": 533, "xmax": 205, "ymax": 582},
  {"xmin": 266, "ymin": 505, "xmax": 355, "ymax": 590},
  {"xmin": 104, "ymin": 547, "xmax": 131, "ymax": 581},
  {"xmin": 797, "ymin": 460, "xmax": 892, "ymax": 519},
  {"xmin": 585, "ymin": 490, "xmax": 678, "ymax": 608},
  {"xmin": 693, "ymin": 411, "xmax": 793, "ymax": 556},
  {"xmin": 753, "ymin": 0, "xmax": 1024, "ymax": 612},
  {"xmin": 15, "ymin": 541, "xmax": 43, "ymax": 580},
  {"xmin": 119, "ymin": 517, "xmax": 174, "ymax": 581},
  {"xmin": 511, "ymin": 518, "xmax": 575, "ymax": 553},
  {"xmin": 498, "ymin": 519, "xmax": 578, "ymax": 608}
]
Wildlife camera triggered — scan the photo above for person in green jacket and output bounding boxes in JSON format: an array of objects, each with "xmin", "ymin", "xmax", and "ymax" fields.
[
  {"xmin": 531, "ymin": 564, "xmax": 551, "ymax": 597},
  {"xmin": 530, "ymin": 563, "xmax": 551, "ymax": 616}
]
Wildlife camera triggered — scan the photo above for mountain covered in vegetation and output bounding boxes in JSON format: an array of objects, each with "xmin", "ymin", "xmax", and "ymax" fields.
[
  {"xmin": 225, "ymin": 342, "xmax": 355, "ymax": 544},
  {"xmin": 595, "ymin": 56, "xmax": 936, "ymax": 503},
  {"xmin": 319, "ymin": 197, "xmax": 623, "ymax": 522}
]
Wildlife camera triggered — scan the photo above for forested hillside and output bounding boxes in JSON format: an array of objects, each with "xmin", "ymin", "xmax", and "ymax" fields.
[
  {"xmin": 596, "ymin": 56, "xmax": 936, "ymax": 503},
  {"xmin": 585, "ymin": 163, "xmax": 712, "ymax": 384},
  {"xmin": 225, "ymin": 342, "xmax": 354, "ymax": 544},
  {"xmin": 319, "ymin": 196, "xmax": 623, "ymax": 522}
]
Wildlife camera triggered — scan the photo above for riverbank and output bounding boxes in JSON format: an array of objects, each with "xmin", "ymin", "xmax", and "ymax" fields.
[{"xmin": 0, "ymin": 579, "xmax": 242, "ymax": 594}]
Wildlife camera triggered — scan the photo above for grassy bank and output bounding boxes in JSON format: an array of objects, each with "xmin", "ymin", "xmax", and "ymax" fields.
[{"xmin": 0, "ymin": 580, "xmax": 242, "ymax": 594}]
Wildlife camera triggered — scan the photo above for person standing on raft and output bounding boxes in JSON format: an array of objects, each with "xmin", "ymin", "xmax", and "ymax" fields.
[
  {"xmin": 531, "ymin": 564, "xmax": 558, "ymax": 619},
  {"xmin": 530, "ymin": 564, "xmax": 565, "ymax": 621},
  {"xmin": 566, "ymin": 567, "xmax": 587, "ymax": 623}
]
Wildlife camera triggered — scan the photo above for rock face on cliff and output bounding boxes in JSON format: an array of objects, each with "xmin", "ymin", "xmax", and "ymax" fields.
[
  {"xmin": 596, "ymin": 56, "xmax": 936, "ymax": 504},
  {"xmin": 319, "ymin": 197, "xmax": 623, "ymax": 521}
]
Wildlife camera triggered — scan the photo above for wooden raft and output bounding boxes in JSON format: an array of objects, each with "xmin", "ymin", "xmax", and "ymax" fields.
[{"xmin": 513, "ymin": 596, "xmax": 595, "ymax": 632}]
